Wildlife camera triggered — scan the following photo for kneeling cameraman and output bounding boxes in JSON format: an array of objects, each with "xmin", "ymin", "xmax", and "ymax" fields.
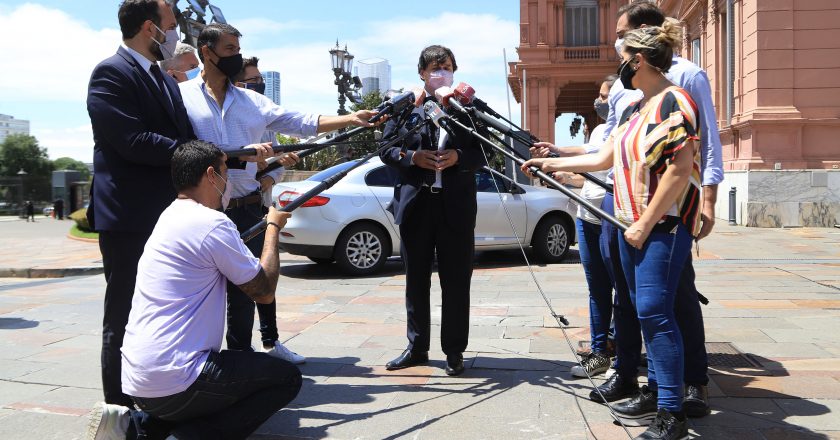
[{"xmin": 87, "ymin": 140, "xmax": 300, "ymax": 440}]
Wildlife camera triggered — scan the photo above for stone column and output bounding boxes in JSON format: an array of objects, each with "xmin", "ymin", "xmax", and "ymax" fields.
[
  {"xmin": 557, "ymin": 0, "xmax": 565, "ymax": 47},
  {"xmin": 538, "ymin": 0, "xmax": 548, "ymax": 45}
]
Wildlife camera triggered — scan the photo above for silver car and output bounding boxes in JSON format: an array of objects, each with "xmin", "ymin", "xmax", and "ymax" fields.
[{"xmin": 272, "ymin": 158, "xmax": 577, "ymax": 275}]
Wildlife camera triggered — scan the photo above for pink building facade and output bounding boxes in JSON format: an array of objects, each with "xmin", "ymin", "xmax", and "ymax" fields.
[{"xmin": 509, "ymin": 0, "xmax": 840, "ymax": 227}]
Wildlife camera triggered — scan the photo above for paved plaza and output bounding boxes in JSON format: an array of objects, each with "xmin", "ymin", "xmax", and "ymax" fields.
[{"xmin": 0, "ymin": 218, "xmax": 839, "ymax": 439}]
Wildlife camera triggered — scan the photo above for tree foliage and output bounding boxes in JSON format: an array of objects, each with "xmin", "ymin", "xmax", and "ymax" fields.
[
  {"xmin": 0, "ymin": 134, "xmax": 53, "ymax": 201},
  {"xmin": 347, "ymin": 89, "xmax": 385, "ymax": 158},
  {"xmin": 53, "ymin": 157, "xmax": 91, "ymax": 181}
]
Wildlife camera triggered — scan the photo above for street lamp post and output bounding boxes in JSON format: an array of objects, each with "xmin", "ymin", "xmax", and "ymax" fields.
[
  {"xmin": 329, "ymin": 40, "xmax": 362, "ymax": 116},
  {"xmin": 16, "ymin": 168, "xmax": 27, "ymax": 215}
]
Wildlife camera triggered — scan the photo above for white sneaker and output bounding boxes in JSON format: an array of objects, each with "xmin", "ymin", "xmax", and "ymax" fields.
[
  {"xmin": 605, "ymin": 366, "xmax": 617, "ymax": 379},
  {"xmin": 85, "ymin": 402, "xmax": 129, "ymax": 440},
  {"xmin": 265, "ymin": 341, "xmax": 306, "ymax": 364}
]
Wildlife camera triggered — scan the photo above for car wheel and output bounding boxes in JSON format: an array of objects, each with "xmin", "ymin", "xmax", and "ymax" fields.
[
  {"xmin": 308, "ymin": 256, "xmax": 334, "ymax": 265},
  {"xmin": 532, "ymin": 214, "xmax": 571, "ymax": 263},
  {"xmin": 333, "ymin": 223, "xmax": 390, "ymax": 276}
]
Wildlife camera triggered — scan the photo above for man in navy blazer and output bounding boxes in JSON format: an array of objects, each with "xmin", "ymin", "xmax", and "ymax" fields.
[
  {"xmin": 380, "ymin": 45, "xmax": 491, "ymax": 377},
  {"xmin": 87, "ymin": 0, "xmax": 194, "ymax": 408}
]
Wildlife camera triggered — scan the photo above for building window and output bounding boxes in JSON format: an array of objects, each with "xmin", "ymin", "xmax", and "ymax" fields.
[
  {"xmin": 565, "ymin": 0, "xmax": 598, "ymax": 47},
  {"xmin": 691, "ymin": 38, "xmax": 701, "ymax": 66}
]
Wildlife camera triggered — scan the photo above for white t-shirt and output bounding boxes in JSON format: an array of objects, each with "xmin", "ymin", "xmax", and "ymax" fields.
[
  {"xmin": 578, "ymin": 124, "xmax": 609, "ymax": 225},
  {"xmin": 121, "ymin": 198, "xmax": 261, "ymax": 398}
]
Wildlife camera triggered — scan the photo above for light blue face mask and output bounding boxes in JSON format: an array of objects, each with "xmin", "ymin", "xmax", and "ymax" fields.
[{"xmin": 185, "ymin": 67, "xmax": 201, "ymax": 80}]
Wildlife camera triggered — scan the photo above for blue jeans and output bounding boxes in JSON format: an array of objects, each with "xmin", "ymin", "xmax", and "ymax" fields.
[
  {"xmin": 618, "ymin": 220, "xmax": 692, "ymax": 412},
  {"xmin": 599, "ymin": 194, "xmax": 641, "ymax": 378},
  {"xmin": 576, "ymin": 218, "xmax": 613, "ymax": 354}
]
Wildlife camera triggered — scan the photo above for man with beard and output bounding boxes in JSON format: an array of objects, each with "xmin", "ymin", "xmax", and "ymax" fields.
[{"xmin": 86, "ymin": 0, "xmax": 195, "ymax": 408}]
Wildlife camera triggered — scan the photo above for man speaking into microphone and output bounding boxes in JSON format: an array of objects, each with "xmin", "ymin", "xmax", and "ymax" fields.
[{"xmin": 380, "ymin": 45, "xmax": 491, "ymax": 376}]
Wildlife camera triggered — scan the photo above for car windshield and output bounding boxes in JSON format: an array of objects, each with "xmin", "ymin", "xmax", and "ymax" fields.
[{"xmin": 307, "ymin": 160, "xmax": 360, "ymax": 182}]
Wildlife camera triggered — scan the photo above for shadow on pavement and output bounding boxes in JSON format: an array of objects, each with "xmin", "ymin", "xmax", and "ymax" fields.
[
  {"xmin": 0, "ymin": 317, "xmax": 39, "ymax": 330},
  {"xmin": 697, "ymin": 354, "xmax": 831, "ymax": 438},
  {"xmin": 280, "ymin": 248, "xmax": 582, "ymax": 281},
  {"xmin": 256, "ymin": 355, "xmax": 588, "ymax": 439}
]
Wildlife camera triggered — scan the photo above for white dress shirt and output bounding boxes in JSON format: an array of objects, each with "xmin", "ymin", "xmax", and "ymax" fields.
[{"xmin": 179, "ymin": 76, "xmax": 320, "ymax": 198}]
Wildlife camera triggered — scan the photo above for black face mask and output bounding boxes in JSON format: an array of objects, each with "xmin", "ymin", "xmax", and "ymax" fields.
[
  {"xmin": 618, "ymin": 59, "xmax": 637, "ymax": 90},
  {"xmin": 209, "ymin": 48, "xmax": 243, "ymax": 80},
  {"xmin": 245, "ymin": 82, "xmax": 266, "ymax": 95}
]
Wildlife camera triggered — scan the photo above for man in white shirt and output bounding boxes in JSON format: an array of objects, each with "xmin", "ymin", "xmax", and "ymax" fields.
[
  {"xmin": 180, "ymin": 23, "xmax": 381, "ymax": 363},
  {"xmin": 87, "ymin": 140, "xmax": 300, "ymax": 440}
]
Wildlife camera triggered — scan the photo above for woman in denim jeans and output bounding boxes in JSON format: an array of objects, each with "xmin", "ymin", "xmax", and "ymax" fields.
[{"xmin": 522, "ymin": 19, "xmax": 699, "ymax": 440}]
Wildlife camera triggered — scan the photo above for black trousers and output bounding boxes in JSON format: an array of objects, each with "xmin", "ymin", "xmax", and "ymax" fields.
[
  {"xmin": 225, "ymin": 203, "xmax": 279, "ymax": 350},
  {"xmin": 399, "ymin": 189, "xmax": 474, "ymax": 355},
  {"xmin": 99, "ymin": 230, "xmax": 150, "ymax": 406},
  {"xmin": 131, "ymin": 350, "xmax": 302, "ymax": 440}
]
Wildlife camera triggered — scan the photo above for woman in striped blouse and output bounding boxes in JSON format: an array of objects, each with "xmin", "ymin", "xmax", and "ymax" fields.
[{"xmin": 523, "ymin": 19, "xmax": 698, "ymax": 440}]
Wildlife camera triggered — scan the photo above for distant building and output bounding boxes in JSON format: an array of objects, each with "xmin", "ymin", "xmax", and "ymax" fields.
[
  {"xmin": 264, "ymin": 71, "xmax": 281, "ymax": 106},
  {"xmin": 508, "ymin": 0, "xmax": 840, "ymax": 228},
  {"xmin": 355, "ymin": 58, "xmax": 391, "ymax": 95},
  {"xmin": 0, "ymin": 114, "xmax": 30, "ymax": 144}
]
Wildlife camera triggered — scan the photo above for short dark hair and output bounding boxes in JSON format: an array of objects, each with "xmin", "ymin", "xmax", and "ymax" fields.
[
  {"xmin": 118, "ymin": 0, "xmax": 162, "ymax": 40},
  {"xmin": 197, "ymin": 23, "xmax": 243, "ymax": 62},
  {"xmin": 234, "ymin": 56, "xmax": 260, "ymax": 83},
  {"xmin": 417, "ymin": 45, "xmax": 458, "ymax": 75},
  {"xmin": 171, "ymin": 140, "xmax": 225, "ymax": 191},
  {"xmin": 618, "ymin": 1, "xmax": 665, "ymax": 28}
]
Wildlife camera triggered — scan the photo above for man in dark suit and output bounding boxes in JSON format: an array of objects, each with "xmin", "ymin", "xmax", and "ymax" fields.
[
  {"xmin": 86, "ymin": 0, "xmax": 194, "ymax": 407},
  {"xmin": 380, "ymin": 45, "xmax": 490, "ymax": 376}
]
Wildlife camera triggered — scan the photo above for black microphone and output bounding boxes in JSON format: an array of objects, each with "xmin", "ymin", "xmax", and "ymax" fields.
[
  {"xmin": 422, "ymin": 101, "xmax": 457, "ymax": 138},
  {"xmin": 368, "ymin": 91, "xmax": 415, "ymax": 124}
]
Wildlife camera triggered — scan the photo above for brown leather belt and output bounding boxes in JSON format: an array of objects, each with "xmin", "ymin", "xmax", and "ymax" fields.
[{"xmin": 227, "ymin": 193, "xmax": 263, "ymax": 209}]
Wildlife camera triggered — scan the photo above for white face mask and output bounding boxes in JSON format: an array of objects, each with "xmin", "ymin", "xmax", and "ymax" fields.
[
  {"xmin": 152, "ymin": 24, "xmax": 179, "ymax": 60},
  {"xmin": 213, "ymin": 171, "xmax": 232, "ymax": 210},
  {"xmin": 427, "ymin": 69, "xmax": 454, "ymax": 92},
  {"xmin": 614, "ymin": 38, "xmax": 625, "ymax": 58}
]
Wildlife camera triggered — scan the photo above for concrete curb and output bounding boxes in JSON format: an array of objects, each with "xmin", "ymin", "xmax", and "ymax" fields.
[
  {"xmin": 0, "ymin": 266, "xmax": 103, "ymax": 278},
  {"xmin": 66, "ymin": 233, "xmax": 99, "ymax": 244}
]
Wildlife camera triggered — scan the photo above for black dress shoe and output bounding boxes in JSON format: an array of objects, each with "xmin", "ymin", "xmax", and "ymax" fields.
[
  {"xmin": 613, "ymin": 385, "xmax": 658, "ymax": 427},
  {"xmin": 445, "ymin": 353, "xmax": 465, "ymax": 376},
  {"xmin": 589, "ymin": 373, "xmax": 639, "ymax": 402},
  {"xmin": 683, "ymin": 384, "xmax": 710, "ymax": 418},
  {"xmin": 385, "ymin": 349, "xmax": 428, "ymax": 370},
  {"xmin": 636, "ymin": 408, "xmax": 688, "ymax": 439}
]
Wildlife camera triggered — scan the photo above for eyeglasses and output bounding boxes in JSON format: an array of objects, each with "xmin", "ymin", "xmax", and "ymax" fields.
[{"xmin": 242, "ymin": 75, "xmax": 264, "ymax": 84}]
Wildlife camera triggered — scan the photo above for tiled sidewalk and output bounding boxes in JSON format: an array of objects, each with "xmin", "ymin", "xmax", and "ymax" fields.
[{"xmin": 0, "ymin": 223, "xmax": 839, "ymax": 439}]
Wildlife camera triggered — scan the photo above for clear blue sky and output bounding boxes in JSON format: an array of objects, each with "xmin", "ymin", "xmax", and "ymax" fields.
[{"xmin": 0, "ymin": 0, "xmax": 584, "ymax": 161}]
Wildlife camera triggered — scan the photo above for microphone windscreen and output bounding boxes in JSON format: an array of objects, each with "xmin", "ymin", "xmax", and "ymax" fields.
[
  {"xmin": 409, "ymin": 86, "xmax": 425, "ymax": 107},
  {"xmin": 453, "ymin": 82, "xmax": 475, "ymax": 105},
  {"xmin": 434, "ymin": 86, "xmax": 455, "ymax": 106}
]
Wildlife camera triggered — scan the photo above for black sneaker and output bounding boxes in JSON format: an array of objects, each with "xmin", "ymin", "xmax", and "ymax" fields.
[
  {"xmin": 683, "ymin": 384, "xmax": 710, "ymax": 418},
  {"xmin": 613, "ymin": 385, "xmax": 658, "ymax": 426},
  {"xmin": 589, "ymin": 373, "xmax": 639, "ymax": 403},
  {"xmin": 635, "ymin": 408, "xmax": 688, "ymax": 439},
  {"xmin": 571, "ymin": 352, "xmax": 611, "ymax": 378}
]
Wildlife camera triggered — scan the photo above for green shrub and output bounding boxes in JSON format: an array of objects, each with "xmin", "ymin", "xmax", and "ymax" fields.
[{"xmin": 69, "ymin": 208, "xmax": 92, "ymax": 232}]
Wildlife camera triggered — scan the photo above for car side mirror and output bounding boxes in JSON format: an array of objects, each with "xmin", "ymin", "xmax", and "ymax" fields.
[{"xmin": 509, "ymin": 183, "xmax": 525, "ymax": 195}]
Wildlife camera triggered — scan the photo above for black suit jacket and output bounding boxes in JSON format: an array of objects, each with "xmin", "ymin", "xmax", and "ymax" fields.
[
  {"xmin": 379, "ymin": 100, "xmax": 492, "ymax": 232},
  {"xmin": 86, "ymin": 46, "xmax": 195, "ymax": 233}
]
